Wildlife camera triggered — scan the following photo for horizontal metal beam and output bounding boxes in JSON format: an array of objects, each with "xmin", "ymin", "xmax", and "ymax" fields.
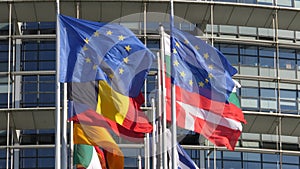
[
  {"xmin": 234, "ymin": 74, "xmax": 300, "ymax": 84},
  {"xmin": 0, "ymin": 71, "xmax": 56, "ymax": 76},
  {"xmin": 0, "ymin": 107, "xmax": 56, "ymax": 112},
  {"xmin": 243, "ymin": 110, "xmax": 300, "ymax": 118},
  {"xmin": 182, "ymin": 145, "xmax": 300, "ymax": 156}
]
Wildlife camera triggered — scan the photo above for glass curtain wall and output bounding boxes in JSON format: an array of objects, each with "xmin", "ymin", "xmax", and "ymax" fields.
[{"xmin": 1, "ymin": 1, "xmax": 300, "ymax": 169}]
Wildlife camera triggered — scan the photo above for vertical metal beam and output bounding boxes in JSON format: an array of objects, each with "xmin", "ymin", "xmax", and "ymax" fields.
[
  {"xmin": 6, "ymin": 2, "xmax": 12, "ymax": 169},
  {"xmin": 273, "ymin": 7, "xmax": 282, "ymax": 169},
  {"xmin": 55, "ymin": 0, "xmax": 61, "ymax": 168},
  {"xmin": 14, "ymin": 37, "xmax": 22, "ymax": 169}
]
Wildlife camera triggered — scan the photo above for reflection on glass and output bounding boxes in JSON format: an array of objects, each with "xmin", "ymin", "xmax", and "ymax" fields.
[{"xmin": 244, "ymin": 162, "xmax": 261, "ymax": 169}]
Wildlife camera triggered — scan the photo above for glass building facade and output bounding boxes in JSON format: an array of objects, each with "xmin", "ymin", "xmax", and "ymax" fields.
[{"xmin": 1, "ymin": 0, "xmax": 300, "ymax": 168}]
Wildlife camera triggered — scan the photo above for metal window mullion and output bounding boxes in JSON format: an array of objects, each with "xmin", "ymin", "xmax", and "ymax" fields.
[
  {"xmin": 6, "ymin": 2, "xmax": 13, "ymax": 169},
  {"xmin": 273, "ymin": 7, "xmax": 283, "ymax": 169},
  {"xmin": 37, "ymin": 74, "xmax": 40, "ymax": 105}
]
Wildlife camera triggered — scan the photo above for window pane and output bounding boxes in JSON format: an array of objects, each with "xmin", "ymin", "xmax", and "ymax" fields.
[
  {"xmin": 225, "ymin": 54, "xmax": 238, "ymax": 65},
  {"xmin": 282, "ymin": 155, "xmax": 299, "ymax": 164},
  {"xmin": 21, "ymin": 158, "xmax": 36, "ymax": 168},
  {"xmin": 261, "ymin": 99, "xmax": 277, "ymax": 110},
  {"xmin": 243, "ymin": 162, "xmax": 261, "ymax": 169},
  {"xmin": 280, "ymin": 90, "xmax": 296, "ymax": 99},
  {"xmin": 280, "ymin": 101, "xmax": 297, "ymax": 114},
  {"xmin": 277, "ymin": 0, "xmax": 292, "ymax": 6},
  {"xmin": 223, "ymin": 151, "xmax": 241, "ymax": 160},
  {"xmin": 241, "ymin": 98, "xmax": 258, "ymax": 108},
  {"xmin": 219, "ymin": 44, "xmax": 238, "ymax": 54},
  {"xmin": 241, "ymin": 56, "xmax": 258, "ymax": 66},
  {"xmin": 243, "ymin": 152, "xmax": 261, "ymax": 161},
  {"xmin": 282, "ymin": 164, "xmax": 299, "ymax": 169},
  {"xmin": 260, "ymin": 57, "xmax": 274, "ymax": 68},
  {"xmin": 38, "ymin": 158, "xmax": 55, "ymax": 167},
  {"xmin": 260, "ymin": 47, "xmax": 275, "ymax": 57},
  {"xmin": 38, "ymin": 148, "xmax": 54, "ymax": 157},
  {"xmin": 223, "ymin": 161, "xmax": 242, "ymax": 169},
  {"xmin": 261, "ymin": 88, "xmax": 276, "ymax": 98},
  {"xmin": 263, "ymin": 163, "xmax": 278, "ymax": 169},
  {"xmin": 241, "ymin": 88, "xmax": 258, "ymax": 97},
  {"xmin": 263, "ymin": 154, "xmax": 279, "ymax": 162}
]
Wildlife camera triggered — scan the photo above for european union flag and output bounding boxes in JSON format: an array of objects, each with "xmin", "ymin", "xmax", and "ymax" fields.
[
  {"xmin": 170, "ymin": 28, "xmax": 237, "ymax": 102},
  {"xmin": 59, "ymin": 14, "xmax": 154, "ymax": 97}
]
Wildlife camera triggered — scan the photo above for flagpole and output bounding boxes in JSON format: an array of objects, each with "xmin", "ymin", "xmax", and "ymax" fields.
[
  {"xmin": 70, "ymin": 121, "xmax": 74, "ymax": 169},
  {"xmin": 55, "ymin": 0, "xmax": 61, "ymax": 168},
  {"xmin": 151, "ymin": 98, "xmax": 157, "ymax": 169},
  {"xmin": 159, "ymin": 25, "xmax": 168, "ymax": 169},
  {"xmin": 62, "ymin": 82, "xmax": 68, "ymax": 169},
  {"xmin": 138, "ymin": 155, "xmax": 142, "ymax": 169},
  {"xmin": 156, "ymin": 49, "xmax": 163, "ymax": 169},
  {"xmin": 169, "ymin": 0, "xmax": 177, "ymax": 168},
  {"xmin": 145, "ymin": 133, "xmax": 150, "ymax": 169},
  {"xmin": 210, "ymin": 4, "xmax": 217, "ymax": 169}
]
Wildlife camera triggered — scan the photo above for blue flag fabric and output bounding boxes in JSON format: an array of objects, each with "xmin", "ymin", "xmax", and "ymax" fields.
[
  {"xmin": 59, "ymin": 14, "xmax": 154, "ymax": 97},
  {"xmin": 170, "ymin": 28, "xmax": 237, "ymax": 102},
  {"xmin": 166, "ymin": 129, "xmax": 199, "ymax": 169},
  {"xmin": 177, "ymin": 144, "xmax": 199, "ymax": 169}
]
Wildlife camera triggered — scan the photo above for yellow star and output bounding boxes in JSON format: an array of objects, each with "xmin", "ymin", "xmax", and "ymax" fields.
[
  {"xmin": 198, "ymin": 81, "xmax": 204, "ymax": 87},
  {"xmin": 173, "ymin": 48, "xmax": 177, "ymax": 54},
  {"xmin": 106, "ymin": 30, "xmax": 112, "ymax": 35},
  {"xmin": 125, "ymin": 45, "xmax": 131, "ymax": 52},
  {"xmin": 205, "ymin": 78, "xmax": 209, "ymax": 83},
  {"xmin": 189, "ymin": 80, "xmax": 193, "ymax": 86},
  {"xmin": 93, "ymin": 64, "xmax": 97, "ymax": 70},
  {"xmin": 194, "ymin": 45, "xmax": 199, "ymax": 50},
  {"xmin": 208, "ymin": 64, "xmax": 214, "ymax": 70},
  {"xmin": 175, "ymin": 42, "xmax": 180, "ymax": 47},
  {"xmin": 123, "ymin": 57, "xmax": 129, "ymax": 63},
  {"xmin": 184, "ymin": 39, "xmax": 189, "ymax": 44},
  {"xmin": 84, "ymin": 38, "xmax": 89, "ymax": 44},
  {"xmin": 173, "ymin": 60, "xmax": 179, "ymax": 66},
  {"xmin": 208, "ymin": 73, "xmax": 213, "ymax": 79},
  {"xmin": 180, "ymin": 71, "xmax": 186, "ymax": 78},
  {"xmin": 118, "ymin": 35, "xmax": 125, "ymax": 41},
  {"xmin": 93, "ymin": 31, "xmax": 100, "ymax": 37},
  {"xmin": 85, "ymin": 57, "xmax": 91, "ymax": 63},
  {"xmin": 204, "ymin": 53, "xmax": 209, "ymax": 59},
  {"xmin": 119, "ymin": 67, "xmax": 124, "ymax": 74},
  {"xmin": 83, "ymin": 45, "xmax": 88, "ymax": 51},
  {"xmin": 109, "ymin": 73, "xmax": 114, "ymax": 79}
]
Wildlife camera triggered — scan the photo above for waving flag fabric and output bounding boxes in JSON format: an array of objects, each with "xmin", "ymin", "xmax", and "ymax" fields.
[
  {"xmin": 73, "ymin": 123, "xmax": 124, "ymax": 169},
  {"xmin": 166, "ymin": 129, "xmax": 199, "ymax": 169},
  {"xmin": 166, "ymin": 28, "xmax": 237, "ymax": 102},
  {"xmin": 60, "ymin": 14, "xmax": 154, "ymax": 136},
  {"xmin": 59, "ymin": 14, "xmax": 154, "ymax": 98},
  {"xmin": 74, "ymin": 144, "xmax": 105, "ymax": 169},
  {"xmin": 68, "ymin": 81, "xmax": 152, "ymax": 140},
  {"xmin": 164, "ymin": 29, "xmax": 246, "ymax": 150}
]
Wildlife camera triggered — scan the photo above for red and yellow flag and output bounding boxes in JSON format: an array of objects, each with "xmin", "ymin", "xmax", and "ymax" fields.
[{"xmin": 73, "ymin": 123, "xmax": 124, "ymax": 169}]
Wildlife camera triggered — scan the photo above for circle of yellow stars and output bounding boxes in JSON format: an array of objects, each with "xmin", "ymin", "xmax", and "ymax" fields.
[
  {"xmin": 172, "ymin": 39, "xmax": 215, "ymax": 88},
  {"xmin": 82, "ymin": 29, "xmax": 132, "ymax": 78}
]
